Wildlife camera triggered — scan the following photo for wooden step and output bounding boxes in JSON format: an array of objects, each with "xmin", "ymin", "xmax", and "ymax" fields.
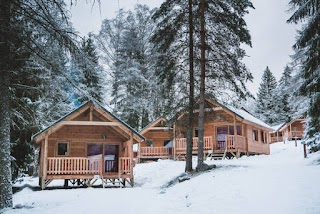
[{"xmin": 207, "ymin": 152, "xmax": 225, "ymax": 160}]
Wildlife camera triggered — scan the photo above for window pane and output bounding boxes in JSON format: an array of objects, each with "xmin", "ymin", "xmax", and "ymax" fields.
[
  {"xmin": 237, "ymin": 125, "xmax": 242, "ymax": 135},
  {"xmin": 147, "ymin": 140, "xmax": 153, "ymax": 147},
  {"xmin": 58, "ymin": 143, "xmax": 68, "ymax": 156},
  {"xmin": 87, "ymin": 144, "xmax": 102, "ymax": 157},
  {"xmin": 229, "ymin": 126, "xmax": 234, "ymax": 135}
]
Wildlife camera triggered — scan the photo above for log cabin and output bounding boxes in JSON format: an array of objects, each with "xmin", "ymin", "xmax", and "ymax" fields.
[
  {"xmin": 270, "ymin": 123, "xmax": 285, "ymax": 143},
  {"xmin": 138, "ymin": 118, "xmax": 173, "ymax": 161},
  {"xmin": 174, "ymin": 98, "xmax": 273, "ymax": 160},
  {"xmin": 32, "ymin": 101, "xmax": 145, "ymax": 189},
  {"xmin": 278, "ymin": 116, "xmax": 306, "ymax": 141}
]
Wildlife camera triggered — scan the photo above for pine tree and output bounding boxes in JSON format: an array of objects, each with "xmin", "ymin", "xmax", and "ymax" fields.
[
  {"xmin": 153, "ymin": 0, "xmax": 254, "ymax": 170},
  {"xmin": 97, "ymin": 5, "xmax": 168, "ymax": 130},
  {"xmin": 78, "ymin": 33, "xmax": 103, "ymax": 103},
  {"xmin": 0, "ymin": 0, "xmax": 90, "ymax": 208},
  {"xmin": 287, "ymin": 0, "xmax": 320, "ymax": 150},
  {"xmin": 256, "ymin": 66, "xmax": 278, "ymax": 125},
  {"xmin": 273, "ymin": 65, "xmax": 293, "ymax": 123}
]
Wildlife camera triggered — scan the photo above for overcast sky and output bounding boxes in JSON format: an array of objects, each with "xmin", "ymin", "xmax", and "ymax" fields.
[{"xmin": 69, "ymin": 0, "xmax": 298, "ymax": 95}]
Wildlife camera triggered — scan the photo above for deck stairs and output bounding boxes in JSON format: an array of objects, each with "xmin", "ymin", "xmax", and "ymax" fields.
[{"xmin": 207, "ymin": 150, "xmax": 226, "ymax": 160}]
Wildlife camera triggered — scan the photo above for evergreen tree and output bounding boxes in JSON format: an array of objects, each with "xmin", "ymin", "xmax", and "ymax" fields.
[
  {"xmin": 0, "ymin": 0, "xmax": 89, "ymax": 208},
  {"xmin": 273, "ymin": 65, "xmax": 293, "ymax": 123},
  {"xmin": 153, "ymin": 0, "xmax": 253, "ymax": 170},
  {"xmin": 256, "ymin": 66, "xmax": 277, "ymax": 125},
  {"xmin": 78, "ymin": 33, "xmax": 104, "ymax": 103},
  {"xmin": 287, "ymin": 0, "xmax": 320, "ymax": 150},
  {"xmin": 97, "ymin": 5, "xmax": 169, "ymax": 130}
]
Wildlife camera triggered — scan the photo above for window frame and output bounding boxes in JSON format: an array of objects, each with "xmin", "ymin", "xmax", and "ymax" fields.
[
  {"xmin": 252, "ymin": 129, "xmax": 258, "ymax": 142},
  {"xmin": 56, "ymin": 141, "xmax": 69, "ymax": 156}
]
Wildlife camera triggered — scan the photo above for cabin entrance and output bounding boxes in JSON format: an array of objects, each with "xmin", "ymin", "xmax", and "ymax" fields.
[
  {"xmin": 216, "ymin": 125, "xmax": 241, "ymax": 150},
  {"xmin": 86, "ymin": 144, "xmax": 119, "ymax": 174},
  {"xmin": 104, "ymin": 145, "xmax": 119, "ymax": 173},
  {"xmin": 217, "ymin": 126, "xmax": 228, "ymax": 150}
]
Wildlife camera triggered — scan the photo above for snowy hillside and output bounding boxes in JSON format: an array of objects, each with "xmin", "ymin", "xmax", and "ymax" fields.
[{"xmin": 4, "ymin": 141, "xmax": 320, "ymax": 214}]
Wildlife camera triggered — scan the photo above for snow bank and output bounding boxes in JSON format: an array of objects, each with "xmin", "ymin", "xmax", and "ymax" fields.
[{"xmin": 5, "ymin": 141, "xmax": 320, "ymax": 214}]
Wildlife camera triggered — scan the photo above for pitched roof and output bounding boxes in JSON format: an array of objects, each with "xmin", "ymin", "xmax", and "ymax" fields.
[
  {"xmin": 204, "ymin": 97, "xmax": 273, "ymax": 130},
  {"xmin": 279, "ymin": 115, "xmax": 306, "ymax": 132},
  {"xmin": 32, "ymin": 100, "xmax": 145, "ymax": 143},
  {"xmin": 139, "ymin": 117, "xmax": 167, "ymax": 135}
]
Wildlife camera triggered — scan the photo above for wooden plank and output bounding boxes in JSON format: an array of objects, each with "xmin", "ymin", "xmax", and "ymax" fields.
[
  {"xmin": 43, "ymin": 134, "xmax": 49, "ymax": 179},
  {"xmin": 60, "ymin": 121, "xmax": 121, "ymax": 126}
]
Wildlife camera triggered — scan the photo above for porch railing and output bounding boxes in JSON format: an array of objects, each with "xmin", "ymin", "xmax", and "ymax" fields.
[
  {"xmin": 47, "ymin": 157, "xmax": 101, "ymax": 175},
  {"xmin": 175, "ymin": 136, "xmax": 213, "ymax": 152},
  {"xmin": 119, "ymin": 157, "xmax": 131, "ymax": 175},
  {"xmin": 217, "ymin": 135, "xmax": 246, "ymax": 151},
  {"xmin": 290, "ymin": 131, "xmax": 303, "ymax": 139},
  {"xmin": 271, "ymin": 136, "xmax": 283, "ymax": 143},
  {"xmin": 140, "ymin": 147, "xmax": 169, "ymax": 157}
]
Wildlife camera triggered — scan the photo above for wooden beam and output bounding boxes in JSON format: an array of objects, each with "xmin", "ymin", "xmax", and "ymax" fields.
[
  {"xmin": 41, "ymin": 134, "xmax": 49, "ymax": 189},
  {"xmin": 146, "ymin": 127, "xmax": 172, "ymax": 131},
  {"xmin": 90, "ymin": 104, "xmax": 93, "ymax": 121},
  {"xmin": 60, "ymin": 121, "xmax": 121, "ymax": 126}
]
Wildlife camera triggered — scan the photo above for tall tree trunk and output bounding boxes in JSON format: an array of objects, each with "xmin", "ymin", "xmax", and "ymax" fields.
[
  {"xmin": 197, "ymin": 0, "xmax": 206, "ymax": 170},
  {"xmin": 185, "ymin": 0, "xmax": 194, "ymax": 172},
  {"xmin": 0, "ymin": 0, "xmax": 13, "ymax": 208}
]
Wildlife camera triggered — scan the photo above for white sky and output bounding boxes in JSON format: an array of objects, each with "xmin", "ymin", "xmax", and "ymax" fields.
[{"xmin": 69, "ymin": 0, "xmax": 298, "ymax": 95}]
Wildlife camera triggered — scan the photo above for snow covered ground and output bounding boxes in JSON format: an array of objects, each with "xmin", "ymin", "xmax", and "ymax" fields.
[{"xmin": 3, "ymin": 141, "xmax": 320, "ymax": 214}]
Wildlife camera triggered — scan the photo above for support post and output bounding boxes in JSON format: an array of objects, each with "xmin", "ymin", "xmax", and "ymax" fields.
[
  {"xmin": 173, "ymin": 123, "xmax": 176, "ymax": 160},
  {"xmin": 41, "ymin": 134, "xmax": 49, "ymax": 190},
  {"xmin": 303, "ymin": 144, "xmax": 307, "ymax": 158},
  {"xmin": 295, "ymin": 138, "xmax": 297, "ymax": 147}
]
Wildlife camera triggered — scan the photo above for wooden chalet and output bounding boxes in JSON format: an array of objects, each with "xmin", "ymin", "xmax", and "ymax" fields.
[
  {"xmin": 32, "ymin": 101, "xmax": 144, "ymax": 189},
  {"xmin": 174, "ymin": 98, "xmax": 273, "ymax": 160},
  {"xmin": 270, "ymin": 123, "xmax": 285, "ymax": 143},
  {"xmin": 278, "ymin": 116, "xmax": 306, "ymax": 141},
  {"xmin": 138, "ymin": 118, "xmax": 173, "ymax": 161}
]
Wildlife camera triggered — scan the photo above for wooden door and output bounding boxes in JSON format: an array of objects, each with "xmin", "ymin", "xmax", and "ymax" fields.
[{"xmin": 104, "ymin": 145, "xmax": 119, "ymax": 173}]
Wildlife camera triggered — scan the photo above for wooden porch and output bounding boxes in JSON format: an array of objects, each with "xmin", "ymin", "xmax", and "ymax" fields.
[
  {"xmin": 174, "ymin": 135, "xmax": 246, "ymax": 159},
  {"xmin": 289, "ymin": 131, "xmax": 303, "ymax": 140},
  {"xmin": 139, "ymin": 147, "xmax": 171, "ymax": 159},
  {"xmin": 43, "ymin": 157, "xmax": 133, "ymax": 188}
]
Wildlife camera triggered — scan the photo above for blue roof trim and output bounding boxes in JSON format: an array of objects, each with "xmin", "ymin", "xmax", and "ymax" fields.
[{"xmin": 32, "ymin": 100, "xmax": 145, "ymax": 142}]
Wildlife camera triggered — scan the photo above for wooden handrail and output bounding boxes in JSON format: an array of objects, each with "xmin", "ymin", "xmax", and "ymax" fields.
[
  {"xmin": 140, "ymin": 147, "xmax": 169, "ymax": 156},
  {"xmin": 174, "ymin": 136, "xmax": 213, "ymax": 150},
  {"xmin": 47, "ymin": 157, "xmax": 101, "ymax": 175},
  {"xmin": 224, "ymin": 135, "xmax": 246, "ymax": 151},
  {"xmin": 119, "ymin": 157, "xmax": 131, "ymax": 175}
]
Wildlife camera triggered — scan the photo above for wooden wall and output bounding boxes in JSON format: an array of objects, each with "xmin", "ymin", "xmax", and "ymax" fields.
[
  {"xmin": 47, "ymin": 125, "xmax": 126, "ymax": 157},
  {"xmin": 141, "ymin": 129, "xmax": 173, "ymax": 147},
  {"xmin": 246, "ymin": 124, "xmax": 270, "ymax": 155}
]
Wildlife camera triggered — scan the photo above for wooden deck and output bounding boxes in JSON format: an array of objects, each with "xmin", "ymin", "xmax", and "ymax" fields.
[
  {"xmin": 174, "ymin": 135, "xmax": 246, "ymax": 157},
  {"xmin": 289, "ymin": 131, "xmax": 303, "ymax": 140},
  {"xmin": 139, "ymin": 146, "xmax": 170, "ymax": 159},
  {"xmin": 46, "ymin": 157, "xmax": 132, "ymax": 179}
]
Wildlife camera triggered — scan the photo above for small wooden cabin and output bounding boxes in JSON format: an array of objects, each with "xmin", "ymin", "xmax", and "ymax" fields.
[
  {"xmin": 138, "ymin": 118, "xmax": 173, "ymax": 161},
  {"xmin": 270, "ymin": 123, "xmax": 285, "ymax": 143},
  {"xmin": 279, "ymin": 116, "xmax": 306, "ymax": 141},
  {"xmin": 174, "ymin": 98, "xmax": 273, "ymax": 160},
  {"xmin": 32, "ymin": 101, "xmax": 144, "ymax": 189}
]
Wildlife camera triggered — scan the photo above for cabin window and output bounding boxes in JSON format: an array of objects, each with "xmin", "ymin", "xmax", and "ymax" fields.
[
  {"xmin": 261, "ymin": 131, "xmax": 265, "ymax": 143},
  {"xmin": 228, "ymin": 125, "xmax": 241, "ymax": 135},
  {"xmin": 252, "ymin": 130, "xmax": 258, "ymax": 141},
  {"xmin": 57, "ymin": 142, "xmax": 69, "ymax": 156},
  {"xmin": 147, "ymin": 140, "xmax": 153, "ymax": 147},
  {"xmin": 194, "ymin": 128, "xmax": 199, "ymax": 137},
  {"xmin": 292, "ymin": 126, "xmax": 297, "ymax": 131}
]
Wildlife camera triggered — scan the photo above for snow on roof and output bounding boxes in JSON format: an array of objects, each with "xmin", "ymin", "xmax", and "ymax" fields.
[
  {"xmin": 226, "ymin": 105, "xmax": 273, "ymax": 130},
  {"xmin": 271, "ymin": 123, "xmax": 286, "ymax": 132}
]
